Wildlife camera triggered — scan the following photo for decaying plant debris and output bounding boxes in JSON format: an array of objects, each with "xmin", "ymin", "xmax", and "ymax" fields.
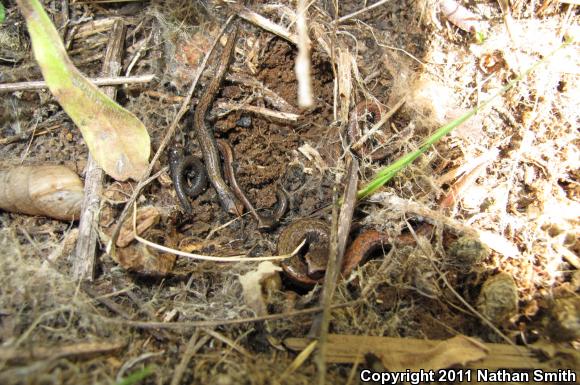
[{"xmin": 0, "ymin": 0, "xmax": 579, "ymax": 383}]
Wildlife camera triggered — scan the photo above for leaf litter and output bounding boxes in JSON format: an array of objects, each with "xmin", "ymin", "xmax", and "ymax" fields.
[{"xmin": 0, "ymin": 0, "xmax": 578, "ymax": 383}]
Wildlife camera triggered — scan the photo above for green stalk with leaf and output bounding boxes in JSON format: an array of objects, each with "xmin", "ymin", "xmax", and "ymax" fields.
[
  {"xmin": 17, "ymin": 0, "xmax": 150, "ymax": 181},
  {"xmin": 356, "ymin": 38, "xmax": 572, "ymax": 201}
]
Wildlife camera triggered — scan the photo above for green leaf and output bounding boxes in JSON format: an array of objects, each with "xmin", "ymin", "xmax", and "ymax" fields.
[
  {"xmin": 115, "ymin": 366, "xmax": 154, "ymax": 385},
  {"xmin": 17, "ymin": 0, "xmax": 150, "ymax": 181},
  {"xmin": 0, "ymin": 2, "xmax": 5, "ymax": 24}
]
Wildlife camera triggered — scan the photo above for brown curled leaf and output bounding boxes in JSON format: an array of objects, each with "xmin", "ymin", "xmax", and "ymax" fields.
[
  {"xmin": 116, "ymin": 206, "xmax": 161, "ymax": 248},
  {"xmin": 115, "ymin": 242, "xmax": 176, "ymax": 276}
]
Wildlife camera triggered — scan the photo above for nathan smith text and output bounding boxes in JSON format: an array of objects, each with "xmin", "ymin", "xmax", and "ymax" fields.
[
  {"xmin": 477, "ymin": 369, "xmax": 576, "ymax": 382},
  {"xmin": 359, "ymin": 368, "xmax": 576, "ymax": 384}
]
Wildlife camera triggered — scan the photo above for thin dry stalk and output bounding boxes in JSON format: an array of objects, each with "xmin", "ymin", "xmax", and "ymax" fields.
[
  {"xmin": 100, "ymin": 300, "xmax": 360, "ymax": 329},
  {"xmin": 295, "ymin": 0, "xmax": 313, "ymax": 107},
  {"xmin": 134, "ymin": 230, "xmax": 303, "ymax": 262},
  {"xmin": 170, "ymin": 331, "xmax": 209, "ymax": 385},
  {"xmin": 237, "ymin": 6, "xmax": 298, "ymax": 44},
  {"xmin": 351, "ymin": 98, "xmax": 405, "ymax": 152},
  {"xmin": 331, "ymin": 0, "xmax": 391, "ymax": 24},
  {"xmin": 314, "ymin": 186, "xmax": 339, "ymax": 385},
  {"xmin": 73, "ymin": 18, "xmax": 136, "ymax": 39},
  {"xmin": 202, "ymin": 328, "xmax": 251, "ymax": 357},
  {"xmin": 314, "ymin": 157, "xmax": 359, "ymax": 385},
  {"xmin": 214, "ymin": 102, "xmax": 300, "ymax": 121},
  {"xmin": 337, "ymin": 48, "xmax": 353, "ymax": 124},
  {"xmin": 279, "ymin": 340, "xmax": 318, "ymax": 381},
  {"xmin": 133, "ymin": 198, "xmax": 304, "ymax": 262},
  {"xmin": 0, "ymin": 340, "xmax": 126, "ymax": 364},
  {"xmin": 439, "ymin": 153, "xmax": 495, "ymax": 209},
  {"xmin": 73, "ymin": 19, "xmax": 126, "ymax": 281},
  {"xmin": 0, "ymin": 74, "xmax": 155, "ymax": 93},
  {"xmin": 226, "ymin": 73, "xmax": 298, "ymax": 113},
  {"xmin": 0, "ymin": 123, "xmax": 61, "ymax": 145}
]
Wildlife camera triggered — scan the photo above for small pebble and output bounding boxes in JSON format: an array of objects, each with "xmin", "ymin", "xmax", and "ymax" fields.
[{"xmin": 236, "ymin": 115, "xmax": 252, "ymax": 128}]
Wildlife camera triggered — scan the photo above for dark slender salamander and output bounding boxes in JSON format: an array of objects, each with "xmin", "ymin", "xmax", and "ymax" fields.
[
  {"xmin": 216, "ymin": 139, "xmax": 288, "ymax": 230},
  {"xmin": 192, "ymin": 24, "xmax": 244, "ymax": 215},
  {"xmin": 168, "ymin": 148, "xmax": 208, "ymax": 215},
  {"xmin": 342, "ymin": 229, "xmax": 390, "ymax": 276},
  {"xmin": 278, "ymin": 220, "xmax": 435, "ymax": 286},
  {"xmin": 276, "ymin": 218, "xmax": 330, "ymax": 286},
  {"xmin": 347, "ymin": 101, "xmax": 390, "ymax": 161}
]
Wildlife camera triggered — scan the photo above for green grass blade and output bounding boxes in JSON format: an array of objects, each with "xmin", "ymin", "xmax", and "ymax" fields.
[
  {"xmin": 356, "ymin": 39, "xmax": 571, "ymax": 200},
  {"xmin": 114, "ymin": 366, "xmax": 154, "ymax": 385}
]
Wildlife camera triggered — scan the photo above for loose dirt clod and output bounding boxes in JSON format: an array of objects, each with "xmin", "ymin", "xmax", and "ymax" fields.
[
  {"xmin": 447, "ymin": 236, "xmax": 490, "ymax": 273},
  {"xmin": 477, "ymin": 272, "xmax": 519, "ymax": 326},
  {"xmin": 546, "ymin": 296, "xmax": 580, "ymax": 342}
]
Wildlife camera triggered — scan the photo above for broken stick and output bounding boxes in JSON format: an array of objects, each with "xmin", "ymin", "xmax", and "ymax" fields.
[{"xmin": 73, "ymin": 20, "xmax": 126, "ymax": 280}]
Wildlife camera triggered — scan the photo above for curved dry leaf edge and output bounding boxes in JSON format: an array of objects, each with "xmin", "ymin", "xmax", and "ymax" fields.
[{"xmin": 17, "ymin": 0, "xmax": 150, "ymax": 181}]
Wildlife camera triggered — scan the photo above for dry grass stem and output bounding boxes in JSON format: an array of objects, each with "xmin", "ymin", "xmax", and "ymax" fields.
[
  {"xmin": 170, "ymin": 332, "xmax": 209, "ymax": 385},
  {"xmin": 279, "ymin": 340, "xmax": 318, "ymax": 381},
  {"xmin": 135, "ymin": 231, "xmax": 304, "ymax": 262},
  {"xmin": 226, "ymin": 73, "xmax": 298, "ymax": 113},
  {"xmin": 0, "ymin": 74, "xmax": 155, "ymax": 93},
  {"xmin": 332, "ymin": 0, "xmax": 392, "ymax": 24},
  {"xmin": 295, "ymin": 0, "xmax": 314, "ymax": 107},
  {"xmin": 215, "ymin": 102, "xmax": 300, "ymax": 121},
  {"xmin": 100, "ymin": 300, "xmax": 360, "ymax": 329},
  {"xmin": 202, "ymin": 328, "xmax": 252, "ymax": 358},
  {"xmin": 351, "ymin": 97, "xmax": 405, "ymax": 152},
  {"xmin": 238, "ymin": 7, "xmax": 299, "ymax": 45},
  {"xmin": 337, "ymin": 49, "xmax": 353, "ymax": 123}
]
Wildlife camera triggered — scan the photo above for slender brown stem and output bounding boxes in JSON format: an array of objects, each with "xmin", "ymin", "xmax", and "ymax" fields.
[{"xmin": 0, "ymin": 74, "xmax": 154, "ymax": 93}]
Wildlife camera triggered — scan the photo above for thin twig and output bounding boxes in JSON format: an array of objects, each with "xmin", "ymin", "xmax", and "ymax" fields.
[
  {"xmin": 214, "ymin": 102, "xmax": 300, "ymax": 121},
  {"xmin": 226, "ymin": 73, "xmax": 298, "ymax": 113},
  {"xmin": 99, "ymin": 300, "xmax": 361, "ymax": 329},
  {"xmin": 170, "ymin": 331, "xmax": 209, "ymax": 385},
  {"xmin": 0, "ymin": 123, "xmax": 61, "ymax": 145},
  {"xmin": 132, "ymin": 198, "xmax": 303, "ymax": 262},
  {"xmin": 202, "ymin": 328, "xmax": 252, "ymax": 357},
  {"xmin": 351, "ymin": 98, "xmax": 405, "ymax": 152},
  {"xmin": 106, "ymin": 17, "xmax": 235, "ymax": 256},
  {"xmin": 135, "ymin": 228, "xmax": 303, "ymax": 262},
  {"xmin": 331, "ymin": 0, "xmax": 391, "ymax": 25},
  {"xmin": 295, "ymin": 0, "xmax": 313, "ymax": 107},
  {"xmin": 315, "ymin": 157, "xmax": 359, "ymax": 385},
  {"xmin": 0, "ymin": 340, "xmax": 125, "ymax": 364},
  {"xmin": 0, "ymin": 74, "xmax": 155, "ymax": 93},
  {"xmin": 237, "ymin": 6, "xmax": 298, "ymax": 44},
  {"xmin": 314, "ymin": 184, "xmax": 340, "ymax": 385},
  {"xmin": 73, "ymin": 19, "xmax": 126, "ymax": 281}
]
